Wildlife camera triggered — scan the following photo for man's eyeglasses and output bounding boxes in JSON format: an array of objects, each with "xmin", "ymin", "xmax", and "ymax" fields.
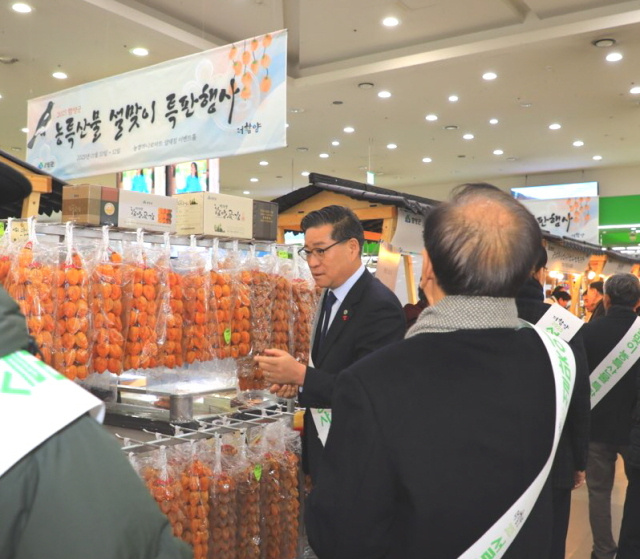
[{"xmin": 298, "ymin": 239, "xmax": 348, "ymax": 261}]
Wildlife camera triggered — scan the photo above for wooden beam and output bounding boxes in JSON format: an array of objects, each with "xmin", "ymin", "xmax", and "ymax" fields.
[
  {"xmin": 380, "ymin": 211, "xmax": 398, "ymax": 244},
  {"xmin": 404, "ymin": 255, "xmax": 417, "ymax": 304},
  {"xmin": 22, "ymin": 192, "xmax": 41, "ymax": 218}
]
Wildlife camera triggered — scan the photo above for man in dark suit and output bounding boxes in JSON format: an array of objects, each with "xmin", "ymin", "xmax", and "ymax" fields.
[
  {"xmin": 582, "ymin": 273, "xmax": 640, "ymax": 559},
  {"xmin": 585, "ymin": 281, "xmax": 605, "ymax": 322},
  {"xmin": 255, "ymin": 205, "xmax": 405, "ymax": 482},
  {"xmin": 306, "ymin": 183, "xmax": 575, "ymax": 559},
  {"xmin": 516, "ymin": 244, "xmax": 590, "ymax": 559}
]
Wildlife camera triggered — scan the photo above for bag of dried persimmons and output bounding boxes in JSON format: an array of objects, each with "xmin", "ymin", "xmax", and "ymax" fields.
[
  {"xmin": 291, "ymin": 250, "xmax": 319, "ymax": 366},
  {"xmin": 0, "ymin": 217, "xmax": 16, "ymax": 287},
  {"xmin": 122, "ymin": 230, "xmax": 163, "ymax": 372},
  {"xmin": 270, "ymin": 249, "xmax": 294, "ymax": 355},
  {"xmin": 235, "ymin": 430, "xmax": 262, "ymax": 559},
  {"xmin": 5, "ymin": 217, "xmax": 57, "ymax": 367}
]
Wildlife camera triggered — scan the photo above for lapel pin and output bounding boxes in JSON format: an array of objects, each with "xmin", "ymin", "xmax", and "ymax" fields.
[{"xmin": 342, "ymin": 309, "xmax": 350, "ymax": 321}]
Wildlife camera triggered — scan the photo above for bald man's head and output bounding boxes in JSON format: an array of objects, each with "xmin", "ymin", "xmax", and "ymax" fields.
[{"xmin": 423, "ymin": 183, "xmax": 542, "ymax": 297}]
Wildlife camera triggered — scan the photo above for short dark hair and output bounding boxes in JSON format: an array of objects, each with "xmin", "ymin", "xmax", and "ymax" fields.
[
  {"xmin": 533, "ymin": 244, "xmax": 548, "ymax": 274},
  {"xmin": 556, "ymin": 291, "xmax": 571, "ymax": 302},
  {"xmin": 589, "ymin": 281, "xmax": 604, "ymax": 295},
  {"xmin": 423, "ymin": 183, "xmax": 542, "ymax": 297},
  {"xmin": 300, "ymin": 205, "xmax": 365, "ymax": 250},
  {"xmin": 604, "ymin": 274, "xmax": 640, "ymax": 307},
  {"xmin": 551, "ymin": 286, "xmax": 566, "ymax": 297}
]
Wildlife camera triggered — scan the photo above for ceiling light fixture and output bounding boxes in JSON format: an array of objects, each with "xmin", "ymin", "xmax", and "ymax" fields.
[
  {"xmin": 382, "ymin": 17, "xmax": 399, "ymax": 27},
  {"xmin": 387, "ymin": 143, "xmax": 397, "ymax": 149},
  {"xmin": 425, "ymin": 114, "xmax": 438, "ymax": 122},
  {"xmin": 11, "ymin": 3, "xmax": 32, "ymax": 13},
  {"xmin": 289, "ymin": 108, "xmax": 305, "ymax": 113},
  {"xmin": 358, "ymin": 82, "xmax": 374, "ymax": 90},
  {"xmin": 630, "ymin": 86, "xmax": 640, "ymax": 94},
  {"xmin": 443, "ymin": 125, "xmax": 458, "ymax": 130},
  {"xmin": 573, "ymin": 140, "xmax": 584, "ymax": 147},
  {"xmin": 52, "ymin": 71, "xmax": 68, "ymax": 80},
  {"xmin": 489, "ymin": 118, "xmax": 499, "ymax": 125},
  {"xmin": 343, "ymin": 126, "xmax": 355, "ymax": 133},
  {"xmin": 422, "ymin": 157, "xmax": 432, "ymax": 163},
  {"xmin": 606, "ymin": 52, "xmax": 623, "ymax": 62},
  {"xmin": 21, "ymin": 127, "xmax": 28, "ymax": 133},
  {"xmin": 301, "ymin": 171, "xmax": 310, "ymax": 177},
  {"xmin": 549, "ymin": 123, "xmax": 562, "ymax": 130},
  {"xmin": 463, "ymin": 133, "xmax": 474, "ymax": 140},
  {"xmin": 493, "ymin": 149, "xmax": 504, "ymax": 155},
  {"xmin": 331, "ymin": 141, "xmax": 340, "ymax": 146},
  {"xmin": 130, "ymin": 47, "xmax": 149, "ymax": 57},
  {"xmin": 482, "ymin": 72, "xmax": 497, "ymax": 81},
  {"xmin": 593, "ymin": 38, "xmax": 616, "ymax": 48},
  {"xmin": 259, "ymin": 161, "xmax": 269, "ymax": 166},
  {"xmin": 593, "ymin": 155, "xmax": 603, "ymax": 161},
  {"xmin": 378, "ymin": 90, "xmax": 391, "ymax": 98},
  {"xmin": 319, "ymin": 153, "xmax": 329, "ymax": 158},
  {"xmin": 448, "ymin": 95, "xmax": 459, "ymax": 102},
  {"xmin": 243, "ymin": 191, "xmax": 250, "ymax": 195},
  {"xmin": 296, "ymin": 147, "xmax": 308, "ymax": 152},
  {"xmin": 250, "ymin": 178, "xmax": 259, "ymax": 182}
]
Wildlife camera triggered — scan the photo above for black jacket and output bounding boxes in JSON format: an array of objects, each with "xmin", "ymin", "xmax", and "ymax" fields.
[
  {"xmin": 299, "ymin": 269, "xmax": 405, "ymax": 482},
  {"xmin": 582, "ymin": 305, "xmax": 640, "ymax": 445},
  {"xmin": 589, "ymin": 299, "xmax": 606, "ymax": 322},
  {"xmin": 306, "ymin": 326, "xmax": 557, "ymax": 559},
  {"xmin": 516, "ymin": 277, "xmax": 591, "ymax": 488},
  {"xmin": 627, "ymin": 366, "xmax": 640, "ymax": 469}
]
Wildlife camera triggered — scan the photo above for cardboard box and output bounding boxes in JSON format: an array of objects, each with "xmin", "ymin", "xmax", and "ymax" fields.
[
  {"xmin": 174, "ymin": 192, "xmax": 253, "ymax": 238},
  {"xmin": 62, "ymin": 184, "xmax": 119, "ymax": 227},
  {"xmin": 118, "ymin": 190, "xmax": 176, "ymax": 233},
  {"xmin": 253, "ymin": 200, "xmax": 278, "ymax": 241}
]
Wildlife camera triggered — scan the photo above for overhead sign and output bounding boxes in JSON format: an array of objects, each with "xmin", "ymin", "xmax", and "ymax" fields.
[
  {"xmin": 26, "ymin": 30, "xmax": 287, "ymax": 180},
  {"xmin": 392, "ymin": 209, "xmax": 425, "ymax": 254},
  {"xmin": 523, "ymin": 197, "xmax": 599, "ymax": 244},
  {"xmin": 546, "ymin": 242, "xmax": 591, "ymax": 274},
  {"xmin": 602, "ymin": 257, "xmax": 633, "ymax": 275}
]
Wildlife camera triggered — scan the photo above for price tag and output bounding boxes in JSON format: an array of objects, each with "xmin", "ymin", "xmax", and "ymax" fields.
[
  {"xmin": 224, "ymin": 328, "xmax": 231, "ymax": 345},
  {"xmin": 277, "ymin": 250, "xmax": 289, "ymax": 259},
  {"xmin": 253, "ymin": 464, "xmax": 262, "ymax": 482}
]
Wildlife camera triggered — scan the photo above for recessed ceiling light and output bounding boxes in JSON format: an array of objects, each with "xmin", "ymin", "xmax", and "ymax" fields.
[
  {"xmin": 422, "ymin": 157, "xmax": 432, "ymax": 163},
  {"xmin": 331, "ymin": 141, "xmax": 340, "ymax": 146},
  {"xmin": 593, "ymin": 155, "xmax": 603, "ymax": 161},
  {"xmin": 463, "ymin": 133, "xmax": 474, "ymax": 140},
  {"xmin": 382, "ymin": 16, "xmax": 399, "ymax": 27},
  {"xmin": 549, "ymin": 123, "xmax": 562, "ymax": 130},
  {"xmin": 520, "ymin": 103, "xmax": 533, "ymax": 108},
  {"xmin": 319, "ymin": 153, "xmax": 329, "ymax": 158},
  {"xmin": 387, "ymin": 143, "xmax": 397, "ymax": 149},
  {"xmin": 444, "ymin": 125, "xmax": 458, "ymax": 130},
  {"xmin": 489, "ymin": 118, "xmax": 499, "ymax": 125},
  {"xmin": 0, "ymin": 94, "xmax": 3, "ymax": 100},
  {"xmin": 250, "ymin": 178, "xmax": 259, "ymax": 182},
  {"xmin": 493, "ymin": 149, "xmax": 504, "ymax": 155},
  {"xmin": 259, "ymin": 161, "xmax": 269, "ymax": 166},
  {"xmin": 593, "ymin": 38, "xmax": 616, "ymax": 48},
  {"xmin": 448, "ymin": 95, "xmax": 459, "ymax": 102},
  {"xmin": 52, "ymin": 71, "xmax": 68, "ymax": 80},
  {"xmin": 332, "ymin": 100, "xmax": 343, "ymax": 105},
  {"xmin": 358, "ymin": 82, "xmax": 374, "ymax": 90},
  {"xmin": 630, "ymin": 86, "xmax": 640, "ymax": 94},
  {"xmin": 573, "ymin": 140, "xmax": 584, "ymax": 147},
  {"xmin": 301, "ymin": 171, "xmax": 310, "ymax": 177},
  {"xmin": 12, "ymin": 3, "xmax": 32, "ymax": 13},
  {"xmin": 482, "ymin": 72, "xmax": 497, "ymax": 81},
  {"xmin": 296, "ymin": 147, "xmax": 308, "ymax": 152},
  {"xmin": 506, "ymin": 157, "xmax": 519, "ymax": 161},
  {"xmin": 425, "ymin": 114, "xmax": 438, "ymax": 122},
  {"xmin": 130, "ymin": 47, "xmax": 149, "ymax": 57},
  {"xmin": 286, "ymin": 123, "xmax": 290, "ymax": 128},
  {"xmin": 606, "ymin": 52, "xmax": 623, "ymax": 62},
  {"xmin": 21, "ymin": 127, "xmax": 28, "ymax": 133},
  {"xmin": 289, "ymin": 108, "xmax": 305, "ymax": 113},
  {"xmin": 243, "ymin": 191, "xmax": 250, "ymax": 195},
  {"xmin": 378, "ymin": 90, "xmax": 392, "ymax": 98},
  {"xmin": 343, "ymin": 126, "xmax": 355, "ymax": 133}
]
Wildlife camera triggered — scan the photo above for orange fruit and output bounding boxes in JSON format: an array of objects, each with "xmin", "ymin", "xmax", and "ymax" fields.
[
  {"xmin": 261, "ymin": 54, "xmax": 271, "ymax": 68},
  {"xmin": 263, "ymin": 34, "xmax": 272, "ymax": 48},
  {"xmin": 260, "ymin": 76, "xmax": 271, "ymax": 93}
]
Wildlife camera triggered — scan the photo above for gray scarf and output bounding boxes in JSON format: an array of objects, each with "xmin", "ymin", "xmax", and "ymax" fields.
[{"xmin": 406, "ymin": 295, "xmax": 521, "ymax": 338}]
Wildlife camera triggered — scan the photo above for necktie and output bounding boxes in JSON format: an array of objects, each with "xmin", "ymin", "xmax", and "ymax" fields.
[{"xmin": 315, "ymin": 290, "xmax": 337, "ymax": 357}]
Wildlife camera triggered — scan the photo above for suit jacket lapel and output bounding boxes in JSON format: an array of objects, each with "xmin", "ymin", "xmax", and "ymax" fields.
[
  {"xmin": 316, "ymin": 270, "xmax": 373, "ymax": 365},
  {"xmin": 310, "ymin": 289, "xmax": 326, "ymax": 364}
]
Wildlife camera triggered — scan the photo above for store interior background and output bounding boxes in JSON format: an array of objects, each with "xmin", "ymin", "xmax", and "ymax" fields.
[{"xmin": 1, "ymin": 2, "xmax": 638, "ymax": 557}]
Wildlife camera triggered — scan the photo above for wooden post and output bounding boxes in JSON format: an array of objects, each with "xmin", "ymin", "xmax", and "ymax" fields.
[{"xmin": 404, "ymin": 255, "xmax": 417, "ymax": 304}]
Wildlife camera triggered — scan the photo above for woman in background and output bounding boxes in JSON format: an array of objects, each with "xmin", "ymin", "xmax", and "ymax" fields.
[{"xmin": 178, "ymin": 162, "xmax": 202, "ymax": 193}]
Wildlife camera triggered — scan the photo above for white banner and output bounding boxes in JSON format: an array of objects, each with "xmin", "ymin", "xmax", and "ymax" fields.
[
  {"xmin": 391, "ymin": 209, "xmax": 425, "ymax": 254},
  {"xmin": 546, "ymin": 242, "xmax": 591, "ymax": 274},
  {"xmin": 602, "ymin": 257, "xmax": 633, "ymax": 276},
  {"xmin": 26, "ymin": 31, "xmax": 287, "ymax": 180},
  {"xmin": 375, "ymin": 242, "xmax": 402, "ymax": 292},
  {"xmin": 523, "ymin": 197, "xmax": 599, "ymax": 244}
]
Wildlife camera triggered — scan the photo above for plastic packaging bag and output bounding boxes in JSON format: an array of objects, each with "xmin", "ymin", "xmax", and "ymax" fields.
[
  {"xmin": 271, "ymin": 250, "xmax": 294, "ymax": 354},
  {"xmin": 259, "ymin": 424, "xmax": 283, "ymax": 559},
  {"xmin": 0, "ymin": 217, "xmax": 15, "ymax": 287},
  {"xmin": 210, "ymin": 434, "xmax": 239, "ymax": 559},
  {"xmin": 236, "ymin": 433, "xmax": 262, "ymax": 559},
  {"xmin": 280, "ymin": 422, "xmax": 302, "ymax": 559},
  {"xmin": 90, "ymin": 226, "xmax": 124, "ymax": 375},
  {"xmin": 291, "ymin": 250, "xmax": 320, "ymax": 366}
]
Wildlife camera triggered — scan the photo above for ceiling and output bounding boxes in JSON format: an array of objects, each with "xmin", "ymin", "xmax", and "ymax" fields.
[{"xmin": 1, "ymin": 0, "xmax": 640, "ymax": 203}]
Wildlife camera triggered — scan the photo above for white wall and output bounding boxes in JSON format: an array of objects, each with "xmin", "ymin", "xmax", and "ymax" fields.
[{"xmin": 404, "ymin": 163, "xmax": 640, "ymax": 202}]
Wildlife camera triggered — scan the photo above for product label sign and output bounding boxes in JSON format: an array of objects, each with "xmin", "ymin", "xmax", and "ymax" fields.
[{"xmin": 536, "ymin": 305, "xmax": 583, "ymax": 342}]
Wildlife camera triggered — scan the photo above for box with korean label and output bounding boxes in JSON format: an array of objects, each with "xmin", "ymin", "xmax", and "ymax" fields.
[
  {"xmin": 62, "ymin": 184, "xmax": 119, "ymax": 227},
  {"xmin": 118, "ymin": 190, "xmax": 176, "ymax": 233},
  {"xmin": 253, "ymin": 200, "xmax": 278, "ymax": 241},
  {"xmin": 174, "ymin": 192, "xmax": 253, "ymax": 238}
]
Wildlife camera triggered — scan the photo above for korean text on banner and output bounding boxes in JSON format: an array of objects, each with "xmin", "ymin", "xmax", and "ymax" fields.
[
  {"xmin": 546, "ymin": 243, "xmax": 591, "ymax": 275},
  {"xmin": 26, "ymin": 31, "xmax": 287, "ymax": 180},
  {"xmin": 391, "ymin": 209, "xmax": 425, "ymax": 254},
  {"xmin": 522, "ymin": 197, "xmax": 599, "ymax": 244}
]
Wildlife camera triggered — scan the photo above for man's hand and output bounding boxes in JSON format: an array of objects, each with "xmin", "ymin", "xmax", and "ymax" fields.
[
  {"xmin": 269, "ymin": 383, "xmax": 299, "ymax": 399},
  {"xmin": 254, "ymin": 349, "xmax": 306, "ymax": 386},
  {"xmin": 573, "ymin": 470, "xmax": 586, "ymax": 490}
]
